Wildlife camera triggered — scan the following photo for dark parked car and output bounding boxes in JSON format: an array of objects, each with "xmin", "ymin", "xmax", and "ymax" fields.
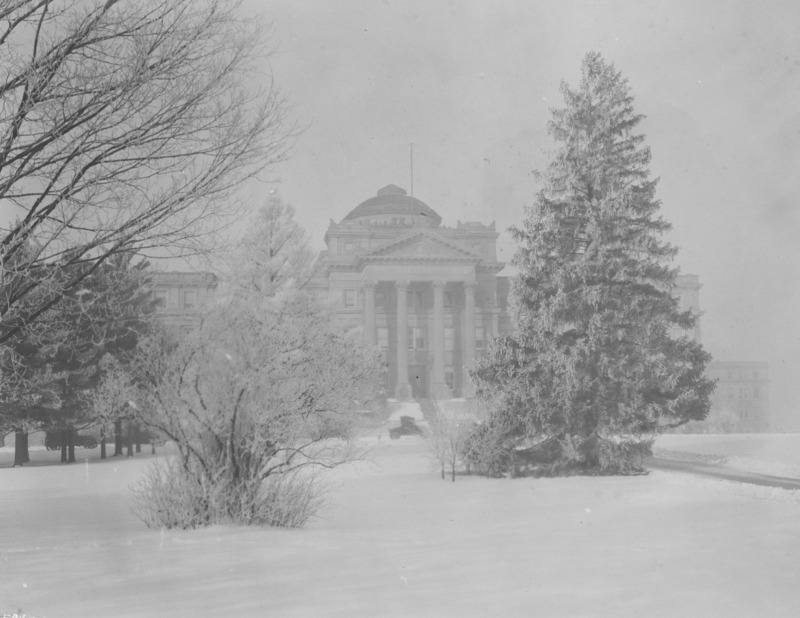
[{"xmin": 388, "ymin": 416, "xmax": 424, "ymax": 439}]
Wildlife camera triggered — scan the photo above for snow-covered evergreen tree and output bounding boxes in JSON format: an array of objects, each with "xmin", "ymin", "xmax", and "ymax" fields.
[
  {"xmin": 227, "ymin": 193, "xmax": 315, "ymax": 297},
  {"xmin": 472, "ymin": 52, "xmax": 715, "ymax": 473}
]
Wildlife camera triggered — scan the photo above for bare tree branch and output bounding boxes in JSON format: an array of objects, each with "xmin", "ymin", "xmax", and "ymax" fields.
[{"xmin": 0, "ymin": 0, "xmax": 293, "ymax": 346}]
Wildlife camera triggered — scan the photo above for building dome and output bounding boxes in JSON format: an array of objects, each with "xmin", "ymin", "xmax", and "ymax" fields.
[{"xmin": 343, "ymin": 184, "xmax": 442, "ymax": 226}]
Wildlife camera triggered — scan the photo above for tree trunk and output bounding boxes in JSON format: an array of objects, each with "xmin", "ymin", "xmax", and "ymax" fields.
[
  {"xmin": 60, "ymin": 429, "xmax": 68, "ymax": 463},
  {"xmin": 114, "ymin": 419, "xmax": 123, "ymax": 456},
  {"xmin": 134, "ymin": 423, "xmax": 141, "ymax": 453},
  {"xmin": 126, "ymin": 422, "xmax": 133, "ymax": 458},
  {"xmin": 100, "ymin": 426, "xmax": 107, "ymax": 460},
  {"xmin": 13, "ymin": 431, "xmax": 27, "ymax": 467},
  {"xmin": 23, "ymin": 432, "xmax": 29, "ymax": 463},
  {"xmin": 67, "ymin": 426, "xmax": 76, "ymax": 463}
]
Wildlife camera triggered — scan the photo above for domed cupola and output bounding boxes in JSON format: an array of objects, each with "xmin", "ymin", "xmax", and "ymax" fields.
[{"xmin": 342, "ymin": 184, "xmax": 442, "ymax": 226}]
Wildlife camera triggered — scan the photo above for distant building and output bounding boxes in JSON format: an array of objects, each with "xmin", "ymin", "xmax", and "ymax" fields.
[
  {"xmin": 147, "ymin": 188, "xmax": 768, "ymax": 430},
  {"xmin": 671, "ymin": 274, "xmax": 770, "ymax": 431},
  {"xmin": 705, "ymin": 361, "xmax": 770, "ymax": 432},
  {"xmin": 148, "ymin": 271, "xmax": 217, "ymax": 333},
  {"xmin": 310, "ymin": 184, "xmax": 511, "ymax": 399}
]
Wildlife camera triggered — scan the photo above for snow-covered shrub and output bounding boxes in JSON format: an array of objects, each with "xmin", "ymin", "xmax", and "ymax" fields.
[
  {"xmin": 594, "ymin": 438, "xmax": 652, "ymax": 475},
  {"xmin": 425, "ymin": 400, "xmax": 475, "ymax": 482},
  {"xmin": 255, "ymin": 471, "xmax": 327, "ymax": 528},
  {"xmin": 129, "ymin": 291, "xmax": 381, "ymax": 529},
  {"xmin": 130, "ymin": 459, "xmax": 325, "ymax": 529},
  {"xmin": 462, "ymin": 420, "xmax": 512, "ymax": 477},
  {"xmin": 130, "ymin": 459, "xmax": 217, "ymax": 529}
]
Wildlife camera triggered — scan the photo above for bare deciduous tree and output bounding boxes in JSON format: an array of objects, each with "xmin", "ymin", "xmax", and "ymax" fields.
[
  {"xmin": 426, "ymin": 400, "xmax": 475, "ymax": 482},
  {"xmin": 130, "ymin": 292, "xmax": 383, "ymax": 527},
  {"xmin": 0, "ymin": 0, "xmax": 291, "ymax": 347}
]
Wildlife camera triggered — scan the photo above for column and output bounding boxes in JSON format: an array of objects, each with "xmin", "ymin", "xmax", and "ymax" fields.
[
  {"xmin": 462, "ymin": 281, "xmax": 477, "ymax": 396},
  {"xmin": 395, "ymin": 280, "xmax": 412, "ymax": 400},
  {"xmin": 363, "ymin": 281, "xmax": 377, "ymax": 346},
  {"xmin": 432, "ymin": 281, "xmax": 450, "ymax": 399}
]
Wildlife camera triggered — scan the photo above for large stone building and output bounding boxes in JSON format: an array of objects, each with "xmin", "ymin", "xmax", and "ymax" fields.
[
  {"xmin": 310, "ymin": 184, "xmax": 511, "ymax": 399},
  {"xmin": 148, "ymin": 185, "xmax": 770, "ymax": 430}
]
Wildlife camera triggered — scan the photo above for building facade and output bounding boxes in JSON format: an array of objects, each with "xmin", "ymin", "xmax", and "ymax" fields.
[
  {"xmin": 147, "ymin": 186, "xmax": 770, "ymax": 430},
  {"xmin": 705, "ymin": 361, "xmax": 770, "ymax": 432},
  {"xmin": 671, "ymin": 274, "xmax": 770, "ymax": 431},
  {"xmin": 149, "ymin": 271, "xmax": 218, "ymax": 333},
  {"xmin": 311, "ymin": 184, "xmax": 511, "ymax": 400}
]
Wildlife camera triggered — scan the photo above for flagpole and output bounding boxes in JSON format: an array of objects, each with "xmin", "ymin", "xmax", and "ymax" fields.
[{"xmin": 410, "ymin": 142, "xmax": 414, "ymax": 198}]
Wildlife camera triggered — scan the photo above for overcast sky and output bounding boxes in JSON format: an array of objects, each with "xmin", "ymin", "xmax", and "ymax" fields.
[{"xmin": 243, "ymin": 0, "xmax": 800, "ymax": 427}]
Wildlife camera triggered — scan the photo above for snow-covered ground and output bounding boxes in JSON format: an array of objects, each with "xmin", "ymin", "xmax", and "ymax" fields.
[
  {"xmin": 3, "ymin": 420, "xmax": 800, "ymax": 617},
  {"xmin": 655, "ymin": 433, "xmax": 800, "ymax": 478}
]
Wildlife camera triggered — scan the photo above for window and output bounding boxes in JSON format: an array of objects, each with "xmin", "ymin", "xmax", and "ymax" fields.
[
  {"xmin": 475, "ymin": 325, "xmax": 485, "ymax": 350},
  {"xmin": 344, "ymin": 241, "xmax": 355, "ymax": 254},
  {"xmin": 153, "ymin": 290, "xmax": 167, "ymax": 309},
  {"xmin": 753, "ymin": 387, "xmax": 760, "ymax": 400},
  {"xmin": 408, "ymin": 326, "xmax": 426, "ymax": 350},
  {"xmin": 377, "ymin": 327, "xmax": 389, "ymax": 350},
  {"xmin": 445, "ymin": 327, "xmax": 455, "ymax": 364},
  {"xmin": 406, "ymin": 289, "xmax": 425, "ymax": 309},
  {"xmin": 445, "ymin": 371, "xmax": 454, "ymax": 390},
  {"xmin": 180, "ymin": 325, "xmax": 193, "ymax": 336},
  {"xmin": 343, "ymin": 289, "xmax": 357, "ymax": 308},
  {"xmin": 753, "ymin": 370, "xmax": 759, "ymax": 380},
  {"xmin": 444, "ymin": 291, "xmax": 454, "ymax": 308},
  {"xmin": 183, "ymin": 290, "xmax": 196, "ymax": 309}
]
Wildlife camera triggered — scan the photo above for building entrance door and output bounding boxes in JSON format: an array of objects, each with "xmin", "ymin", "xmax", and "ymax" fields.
[{"xmin": 409, "ymin": 365, "xmax": 428, "ymax": 399}]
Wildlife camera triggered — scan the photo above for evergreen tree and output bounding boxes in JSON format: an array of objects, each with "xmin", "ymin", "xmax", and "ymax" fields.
[
  {"xmin": 472, "ymin": 52, "xmax": 715, "ymax": 474},
  {"xmin": 0, "ymin": 254, "xmax": 155, "ymax": 465},
  {"xmin": 227, "ymin": 193, "xmax": 315, "ymax": 297}
]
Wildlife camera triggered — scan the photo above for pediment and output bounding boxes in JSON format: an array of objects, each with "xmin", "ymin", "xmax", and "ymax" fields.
[{"xmin": 361, "ymin": 230, "xmax": 481, "ymax": 263}]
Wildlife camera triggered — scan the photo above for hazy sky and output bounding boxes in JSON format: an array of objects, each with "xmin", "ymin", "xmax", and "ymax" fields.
[{"xmin": 243, "ymin": 0, "xmax": 800, "ymax": 427}]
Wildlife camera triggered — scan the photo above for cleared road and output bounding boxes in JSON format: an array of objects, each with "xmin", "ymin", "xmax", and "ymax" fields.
[{"xmin": 647, "ymin": 457, "xmax": 800, "ymax": 490}]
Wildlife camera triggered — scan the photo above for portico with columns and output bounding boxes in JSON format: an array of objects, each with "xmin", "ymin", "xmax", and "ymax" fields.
[{"xmin": 313, "ymin": 184, "xmax": 510, "ymax": 400}]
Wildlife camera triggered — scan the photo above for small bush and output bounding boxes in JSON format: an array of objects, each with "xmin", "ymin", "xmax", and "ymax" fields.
[
  {"xmin": 255, "ymin": 472, "xmax": 327, "ymax": 527},
  {"xmin": 595, "ymin": 439, "xmax": 652, "ymax": 475},
  {"xmin": 569, "ymin": 435, "xmax": 652, "ymax": 475},
  {"xmin": 461, "ymin": 425, "xmax": 653, "ymax": 478},
  {"xmin": 129, "ymin": 460, "xmax": 215, "ymax": 529},
  {"xmin": 425, "ymin": 402, "xmax": 474, "ymax": 482},
  {"xmin": 462, "ymin": 422, "xmax": 511, "ymax": 477},
  {"xmin": 130, "ymin": 460, "xmax": 325, "ymax": 529}
]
